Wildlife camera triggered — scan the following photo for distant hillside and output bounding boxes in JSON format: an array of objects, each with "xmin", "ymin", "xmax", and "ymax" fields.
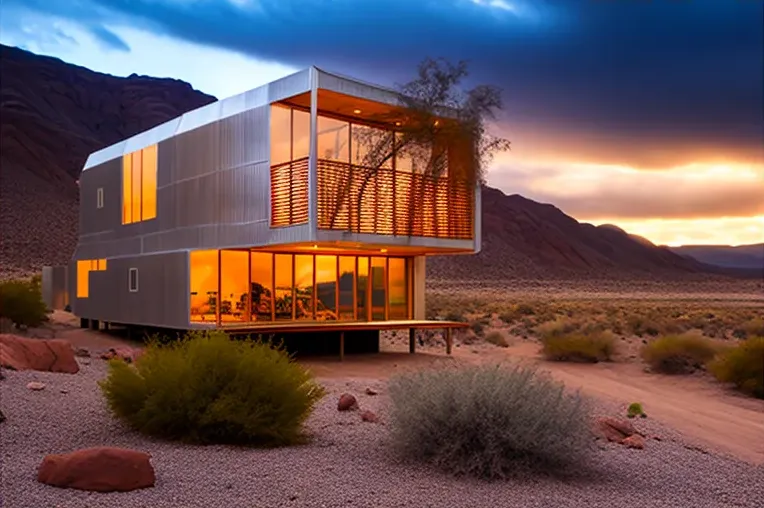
[
  {"xmin": 0, "ymin": 44, "xmax": 216, "ymax": 278},
  {"xmin": 0, "ymin": 44, "xmax": 747, "ymax": 282},
  {"xmin": 670, "ymin": 244, "xmax": 764, "ymax": 271}
]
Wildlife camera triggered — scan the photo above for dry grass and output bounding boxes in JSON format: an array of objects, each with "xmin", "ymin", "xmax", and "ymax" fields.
[{"xmin": 640, "ymin": 333, "xmax": 719, "ymax": 374}]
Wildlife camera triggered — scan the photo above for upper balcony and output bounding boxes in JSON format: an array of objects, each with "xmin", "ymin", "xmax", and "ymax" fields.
[{"xmin": 269, "ymin": 72, "xmax": 480, "ymax": 253}]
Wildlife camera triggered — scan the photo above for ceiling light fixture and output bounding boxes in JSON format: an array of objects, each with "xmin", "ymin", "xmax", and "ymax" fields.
[
  {"xmin": 380, "ymin": 248, "xmax": 388, "ymax": 253},
  {"xmin": 353, "ymin": 109, "xmax": 362, "ymax": 114}
]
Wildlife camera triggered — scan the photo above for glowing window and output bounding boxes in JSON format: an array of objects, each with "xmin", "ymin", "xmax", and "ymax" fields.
[
  {"xmin": 76, "ymin": 258, "xmax": 108, "ymax": 299},
  {"xmin": 190, "ymin": 250, "xmax": 219, "ymax": 323},
  {"xmin": 122, "ymin": 145, "xmax": 158, "ymax": 224}
]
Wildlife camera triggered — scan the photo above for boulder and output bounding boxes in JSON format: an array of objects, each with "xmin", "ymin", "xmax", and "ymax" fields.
[
  {"xmin": 623, "ymin": 435, "xmax": 645, "ymax": 449},
  {"xmin": 37, "ymin": 447, "xmax": 155, "ymax": 492},
  {"xmin": 0, "ymin": 334, "xmax": 79, "ymax": 374},
  {"xmin": 337, "ymin": 393, "xmax": 358, "ymax": 411},
  {"xmin": 364, "ymin": 387, "xmax": 378, "ymax": 396},
  {"xmin": 360, "ymin": 410, "xmax": 379, "ymax": 423},
  {"xmin": 27, "ymin": 381, "xmax": 46, "ymax": 391},
  {"xmin": 594, "ymin": 416, "xmax": 638, "ymax": 444}
]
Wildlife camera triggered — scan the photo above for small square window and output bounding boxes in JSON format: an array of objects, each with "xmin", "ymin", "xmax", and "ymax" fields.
[
  {"xmin": 97, "ymin": 188, "xmax": 104, "ymax": 209},
  {"xmin": 129, "ymin": 268, "xmax": 139, "ymax": 292}
]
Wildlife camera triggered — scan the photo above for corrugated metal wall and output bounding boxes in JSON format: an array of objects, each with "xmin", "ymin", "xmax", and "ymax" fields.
[{"xmin": 75, "ymin": 252, "xmax": 189, "ymax": 329}]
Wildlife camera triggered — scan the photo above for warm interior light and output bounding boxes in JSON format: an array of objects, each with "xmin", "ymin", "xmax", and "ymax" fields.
[
  {"xmin": 395, "ymin": 121, "xmax": 401, "ymax": 126},
  {"xmin": 380, "ymin": 248, "xmax": 388, "ymax": 253},
  {"xmin": 312, "ymin": 244, "xmax": 318, "ymax": 249},
  {"xmin": 353, "ymin": 109, "xmax": 362, "ymax": 114},
  {"xmin": 434, "ymin": 120, "xmax": 440, "ymax": 126}
]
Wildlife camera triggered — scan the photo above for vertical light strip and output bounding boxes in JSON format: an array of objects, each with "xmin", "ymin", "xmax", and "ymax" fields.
[
  {"xmin": 384, "ymin": 257, "xmax": 389, "ymax": 321},
  {"xmin": 335, "ymin": 256, "xmax": 340, "ymax": 322},
  {"xmin": 312, "ymin": 254, "xmax": 317, "ymax": 319},
  {"xmin": 291, "ymin": 254, "xmax": 296, "ymax": 321},
  {"xmin": 353, "ymin": 256, "xmax": 358, "ymax": 321},
  {"xmin": 271, "ymin": 253, "xmax": 276, "ymax": 322}
]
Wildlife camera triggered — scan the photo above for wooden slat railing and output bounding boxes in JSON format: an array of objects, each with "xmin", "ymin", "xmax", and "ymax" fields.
[
  {"xmin": 270, "ymin": 157, "xmax": 309, "ymax": 227},
  {"xmin": 316, "ymin": 159, "xmax": 474, "ymax": 240}
]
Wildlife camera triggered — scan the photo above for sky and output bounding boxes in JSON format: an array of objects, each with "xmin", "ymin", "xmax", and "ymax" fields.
[{"xmin": 1, "ymin": 0, "xmax": 762, "ymax": 247}]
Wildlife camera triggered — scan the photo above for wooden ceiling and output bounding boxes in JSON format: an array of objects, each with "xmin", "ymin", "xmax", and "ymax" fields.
[{"xmin": 280, "ymin": 89, "xmax": 407, "ymax": 127}]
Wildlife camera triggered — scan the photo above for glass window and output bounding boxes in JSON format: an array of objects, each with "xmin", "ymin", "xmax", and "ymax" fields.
[
  {"xmin": 131, "ymin": 149, "xmax": 142, "ymax": 222},
  {"xmin": 76, "ymin": 260, "xmax": 90, "ymax": 298},
  {"xmin": 370, "ymin": 257, "xmax": 387, "ymax": 320},
  {"xmin": 294, "ymin": 254, "xmax": 314, "ymax": 320},
  {"xmin": 122, "ymin": 153, "xmax": 132, "ymax": 224},
  {"xmin": 220, "ymin": 250, "xmax": 249, "ymax": 323},
  {"xmin": 317, "ymin": 116, "xmax": 349, "ymax": 162},
  {"xmin": 142, "ymin": 144, "xmax": 158, "ymax": 220},
  {"xmin": 315, "ymin": 255, "xmax": 337, "ymax": 321},
  {"xmin": 338, "ymin": 256, "xmax": 355, "ymax": 320},
  {"xmin": 356, "ymin": 256, "xmax": 369, "ymax": 320},
  {"xmin": 388, "ymin": 258, "xmax": 408, "ymax": 319},
  {"xmin": 250, "ymin": 252, "xmax": 273, "ymax": 321},
  {"xmin": 395, "ymin": 132, "xmax": 416, "ymax": 172},
  {"xmin": 352, "ymin": 125, "xmax": 392, "ymax": 169},
  {"xmin": 293, "ymin": 109, "xmax": 311, "ymax": 160},
  {"xmin": 270, "ymin": 104, "xmax": 292, "ymax": 166},
  {"xmin": 190, "ymin": 250, "xmax": 219, "ymax": 323},
  {"xmin": 274, "ymin": 254, "xmax": 293, "ymax": 320}
]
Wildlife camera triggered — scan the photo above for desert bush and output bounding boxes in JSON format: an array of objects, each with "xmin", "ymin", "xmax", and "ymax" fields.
[
  {"xmin": 469, "ymin": 320, "xmax": 485, "ymax": 337},
  {"xmin": 640, "ymin": 333, "xmax": 717, "ymax": 374},
  {"xmin": 739, "ymin": 318, "xmax": 764, "ymax": 339},
  {"xmin": 99, "ymin": 330, "xmax": 324, "ymax": 446},
  {"xmin": 534, "ymin": 317, "xmax": 581, "ymax": 338},
  {"xmin": 709, "ymin": 337, "xmax": 764, "ymax": 399},
  {"xmin": 485, "ymin": 331, "xmax": 510, "ymax": 348},
  {"xmin": 388, "ymin": 363, "xmax": 593, "ymax": 479},
  {"xmin": 0, "ymin": 278, "xmax": 47, "ymax": 327},
  {"xmin": 541, "ymin": 332, "xmax": 617, "ymax": 363},
  {"xmin": 627, "ymin": 402, "xmax": 646, "ymax": 418}
]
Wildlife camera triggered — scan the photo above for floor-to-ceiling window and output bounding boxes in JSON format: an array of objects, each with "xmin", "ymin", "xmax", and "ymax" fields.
[
  {"xmin": 250, "ymin": 252, "xmax": 273, "ymax": 321},
  {"xmin": 192, "ymin": 249, "xmax": 410, "ymax": 325},
  {"xmin": 190, "ymin": 250, "xmax": 219, "ymax": 323}
]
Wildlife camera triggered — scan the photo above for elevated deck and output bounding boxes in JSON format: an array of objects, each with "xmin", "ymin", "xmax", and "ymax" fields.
[{"xmin": 218, "ymin": 319, "xmax": 468, "ymax": 359}]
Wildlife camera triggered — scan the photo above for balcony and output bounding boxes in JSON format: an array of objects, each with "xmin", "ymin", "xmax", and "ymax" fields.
[{"xmin": 270, "ymin": 156, "xmax": 474, "ymax": 240}]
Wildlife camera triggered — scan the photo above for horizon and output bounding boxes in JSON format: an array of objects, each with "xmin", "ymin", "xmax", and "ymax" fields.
[{"xmin": 1, "ymin": 0, "xmax": 762, "ymax": 247}]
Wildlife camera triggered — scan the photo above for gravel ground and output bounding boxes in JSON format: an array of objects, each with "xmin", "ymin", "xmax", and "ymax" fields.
[{"xmin": 1, "ymin": 360, "xmax": 763, "ymax": 508}]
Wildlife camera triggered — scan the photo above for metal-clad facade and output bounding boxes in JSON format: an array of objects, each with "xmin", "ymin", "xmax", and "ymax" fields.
[{"xmin": 69, "ymin": 67, "xmax": 479, "ymax": 329}]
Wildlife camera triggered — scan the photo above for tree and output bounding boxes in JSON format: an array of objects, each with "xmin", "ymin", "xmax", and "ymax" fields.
[{"xmin": 323, "ymin": 57, "xmax": 511, "ymax": 236}]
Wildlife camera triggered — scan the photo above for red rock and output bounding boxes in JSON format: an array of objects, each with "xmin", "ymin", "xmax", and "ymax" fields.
[
  {"xmin": 337, "ymin": 393, "xmax": 358, "ymax": 411},
  {"xmin": 623, "ymin": 435, "xmax": 645, "ymax": 449},
  {"xmin": 361, "ymin": 410, "xmax": 379, "ymax": 423},
  {"xmin": 0, "ymin": 335, "xmax": 79, "ymax": 374},
  {"xmin": 594, "ymin": 416, "xmax": 638, "ymax": 443},
  {"xmin": 364, "ymin": 387, "xmax": 378, "ymax": 396},
  {"xmin": 27, "ymin": 381, "xmax": 46, "ymax": 391},
  {"xmin": 37, "ymin": 447, "xmax": 155, "ymax": 492}
]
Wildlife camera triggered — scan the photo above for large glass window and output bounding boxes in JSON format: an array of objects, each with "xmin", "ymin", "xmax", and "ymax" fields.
[
  {"xmin": 388, "ymin": 257, "xmax": 408, "ymax": 319},
  {"xmin": 294, "ymin": 254, "xmax": 314, "ymax": 320},
  {"xmin": 293, "ymin": 109, "xmax": 311, "ymax": 160},
  {"xmin": 351, "ymin": 125, "xmax": 392, "ymax": 168},
  {"xmin": 274, "ymin": 254, "xmax": 293, "ymax": 320},
  {"xmin": 370, "ymin": 257, "xmax": 387, "ymax": 320},
  {"xmin": 122, "ymin": 145, "xmax": 158, "ymax": 224},
  {"xmin": 318, "ymin": 116, "xmax": 349, "ymax": 162},
  {"xmin": 315, "ymin": 255, "xmax": 337, "ymax": 321},
  {"xmin": 76, "ymin": 259, "xmax": 107, "ymax": 299},
  {"xmin": 250, "ymin": 252, "xmax": 273, "ymax": 321},
  {"xmin": 190, "ymin": 250, "xmax": 219, "ymax": 323},
  {"xmin": 270, "ymin": 104, "xmax": 292, "ymax": 166},
  {"xmin": 356, "ymin": 257, "xmax": 369, "ymax": 320},
  {"xmin": 338, "ymin": 256, "xmax": 355, "ymax": 320},
  {"xmin": 220, "ymin": 250, "xmax": 248, "ymax": 323}
]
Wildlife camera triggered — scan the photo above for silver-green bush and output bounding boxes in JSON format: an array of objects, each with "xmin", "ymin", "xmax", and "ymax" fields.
[{"xmin": 388, "ymin": 363, "xmax": 593, "ymax": 479}]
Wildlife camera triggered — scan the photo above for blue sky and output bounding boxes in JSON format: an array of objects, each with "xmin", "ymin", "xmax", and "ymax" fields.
[{"xmin": 1, "ymin": 0, "xmax": 762, "ymax": 245}]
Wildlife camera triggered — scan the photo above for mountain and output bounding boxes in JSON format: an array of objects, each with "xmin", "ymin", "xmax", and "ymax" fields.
[
  {"xmin": 0, "ymin": 44, "xmax": 742, "ymax": 282},
  {"xmin": 670, "ymin": 244, "xmax": 764, "ymax": 271},
  {"xmin": 0, "ymin": 44, "xmax": 216, "ymax": 279}
]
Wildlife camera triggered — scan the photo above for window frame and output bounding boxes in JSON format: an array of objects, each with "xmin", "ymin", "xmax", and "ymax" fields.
[
  {"xmin": 128, "ymin": 268, "xmax": 139, "ymax": 293},
  {"xmin": 96, "ymin": 187, "xmax": 104, "ymax": 209}
]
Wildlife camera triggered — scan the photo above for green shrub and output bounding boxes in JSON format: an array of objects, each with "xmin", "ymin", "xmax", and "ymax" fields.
[
  {"xmin": 709, "ymin": 337, "xmax": 764, "ymax": 399},
  {"xmin": 541, "ymin": 332, "xmax": 617, "ymax": 363},
  {"xmin": 99, "ymin": 330, "xmax": 325, "ymax": 446},
  {"xmin": 627, "ymin": 402, "xmax": 646, "ymax": 418},
  {"xmin": 641, "ymin": 333, "xmax": 717, "ymax": 374},
  {"xmin": 485, "ymin": 331, "xmax": 510, "ymax": 348},
  {"xmin": 388, "ymin": 363, "xmax": 593, "ymax": 479},
  {"xmin": 0, "ymin": 278, "xmax": 47, "ymax": 327}
]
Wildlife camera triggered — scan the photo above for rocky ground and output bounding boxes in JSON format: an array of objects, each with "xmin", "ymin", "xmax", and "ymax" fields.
[{"xmin": 2, "ymin": 352, "xmax": 763, "ymax": 508}]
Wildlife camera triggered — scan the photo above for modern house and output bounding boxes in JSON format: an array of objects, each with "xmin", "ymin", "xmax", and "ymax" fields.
[{"xmin": 44, "ymin": 67, "xmax": 479, "ymax": 354}]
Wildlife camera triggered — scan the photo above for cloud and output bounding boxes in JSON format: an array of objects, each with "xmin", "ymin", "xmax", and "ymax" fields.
[
  {"xmin": 488, "ymin": 159, "xmax": 764, "ymax": 221},
  {"xmin": 3, "ymin": 0, "xmax": 760, "ymax": 169},
  {"xmin": 89, "ymin": 25, "xmax": 130, "ymax": 52}
]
